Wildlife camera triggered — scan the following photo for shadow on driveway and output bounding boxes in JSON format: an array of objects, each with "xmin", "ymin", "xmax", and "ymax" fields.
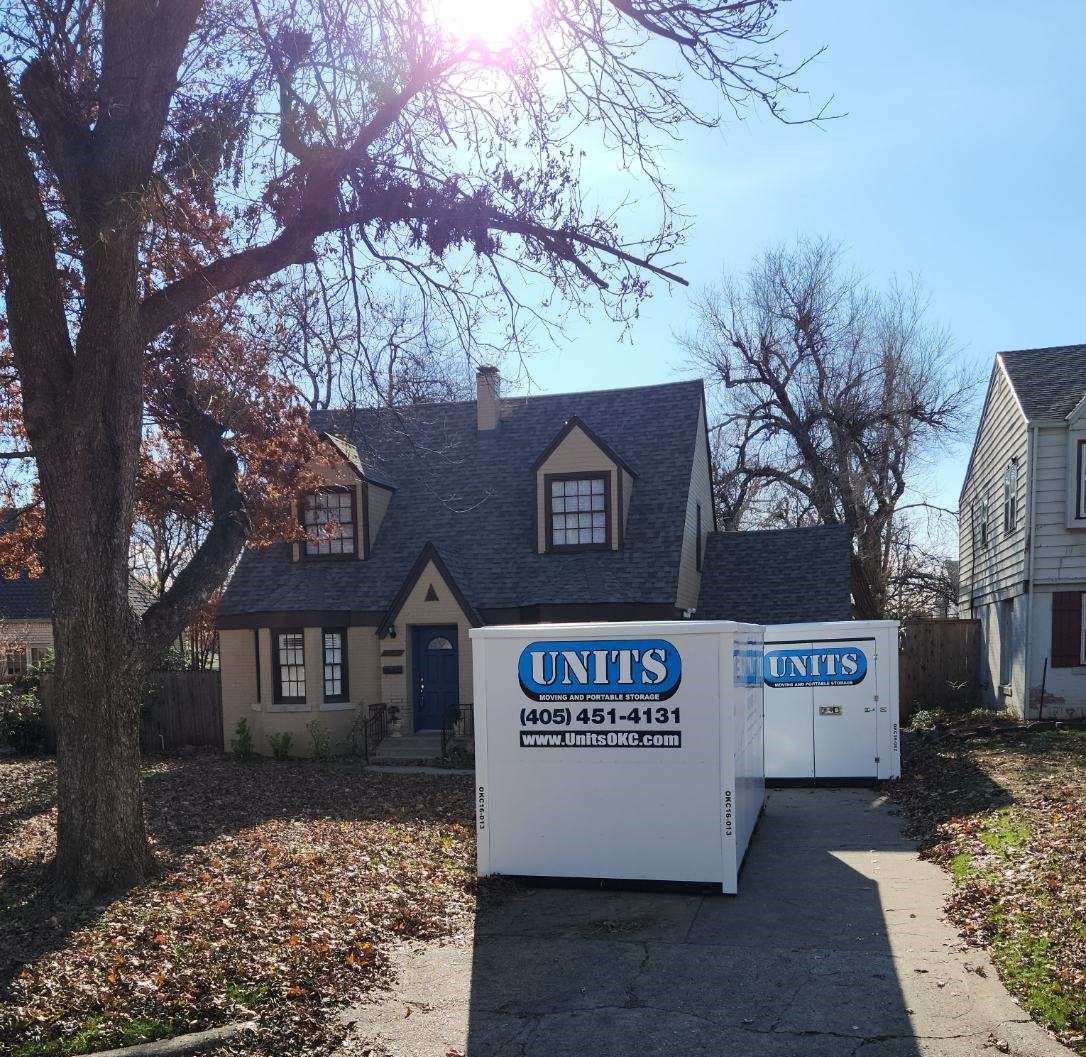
[{"xmin": 345, "ymin": 788, "xmax": 1070, "ymax": 1057}]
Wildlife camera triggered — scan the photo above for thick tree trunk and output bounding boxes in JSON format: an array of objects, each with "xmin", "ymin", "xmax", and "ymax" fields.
[
  {"xmin": 53, "ymin": 646, "xmax": 154, "ymax": 897},
  {"xmin": 44, "ymin": 460, "xmax": 156, "ymax": 897},
  {"xmin": 33, "ymin": 289, "xmax": 153, "ymax": 897}
]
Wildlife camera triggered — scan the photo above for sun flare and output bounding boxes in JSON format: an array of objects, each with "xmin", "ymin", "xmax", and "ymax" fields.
[{"xmin": 428, "ymin": 0, "xmax": 540, "ymax": 49}]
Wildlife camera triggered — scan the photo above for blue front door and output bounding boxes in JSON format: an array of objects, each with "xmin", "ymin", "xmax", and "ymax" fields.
[{"xmin": 412, "ymin": 625, "xmax": 459, "ymax": 729}]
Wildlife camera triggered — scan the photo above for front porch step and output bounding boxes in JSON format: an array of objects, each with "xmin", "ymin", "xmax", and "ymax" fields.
[{"xmin": 368, "ymin": 731, "xmax": 471, "ymax": 765}]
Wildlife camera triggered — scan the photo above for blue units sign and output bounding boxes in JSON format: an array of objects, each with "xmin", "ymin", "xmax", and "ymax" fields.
[
  {"xmin": 763, "ymin": 646, "xmax": 868, "ymax": 688},
  {"xmin": 518, "ymin": 639, "xmax": 682, "ymax": 702}
]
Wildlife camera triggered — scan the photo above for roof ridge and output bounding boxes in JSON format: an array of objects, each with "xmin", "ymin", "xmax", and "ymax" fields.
[
  {"xmin": 710, "ymin": 524, "xmax": 850, "ymax": 538},
  {"xmin": 998, "ymin": 343, "xmax": 1086, "ymax": 358},
  {"xmin": 312, "ymin": 377, "xmax": 705, "ymax": 418}
]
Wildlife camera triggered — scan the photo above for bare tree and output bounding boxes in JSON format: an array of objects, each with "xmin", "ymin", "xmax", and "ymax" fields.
[
  {"xmin": 0, "ymin": 0, "xmax": 820, "ymax": 896},
  {"xmin": 258, "ymin": 281, "xmax": 473, "ymax": 410},
  {"xmin": 686, "ymin": 238, "xmax": 976, "ymax": 617}
]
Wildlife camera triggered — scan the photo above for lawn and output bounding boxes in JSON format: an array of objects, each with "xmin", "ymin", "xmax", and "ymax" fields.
[
  {"xmin": 891, "ymin": 718, "xmax": 1086, "ymax": 1055},
  {"xmin": 0, "ymin": 755, "xmax": 476, "ymax": 1056}
]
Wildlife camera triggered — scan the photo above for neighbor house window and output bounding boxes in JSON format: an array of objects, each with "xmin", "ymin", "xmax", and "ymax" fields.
[
  {"xmin": 1003, "ymin": 459, "xmax": 1019, "ymax": 533},
  {"xmin": 976, "ymin": 495, "xmax": 990, "ymax": 549},
  {"xmin": 1051, "ymin": 592, "xmax": 1086, "ymax": 668},
  {"xmin": 273, "ymin": 630, "xmax": 306, "ymax": 702},
  {"xmin": 547, "ymin": 474, "xmax": 609, "ymax": 549},
  {"xmin": 322, "ymin": 629, "xmax": 349, "ymax": 703},
  {"xmin": 1077, "ymin": 439, "xmax": 1086, "ymax": 520},
  {"xmin": 1, "ymin": 649, "xmax": 26, "ymax": 682},
  {"xmin": 301, "ymin": 487, "xmax": 356, "ymax": 557}
]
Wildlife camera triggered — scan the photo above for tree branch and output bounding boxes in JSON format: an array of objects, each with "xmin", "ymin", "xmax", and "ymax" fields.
[
  {"xmin": 19, "ymin": 58, "xmax": 95, "ymax": 236},
  {"xmin": 0, "ymin": 63, "xmax": 75, "ymax": 427},
  {"xmin": 140, "ymin": 329, "xmax": 251, "ymax": 654}
]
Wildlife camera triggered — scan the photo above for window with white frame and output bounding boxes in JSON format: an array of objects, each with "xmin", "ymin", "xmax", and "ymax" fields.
[
  {"xmin": 547, "ymin": 475, "xmax": 609, "ymax": 549},
  {"xmin": 301, "ymin": 488, "xmax": 356, "ymax": 557},
  {"xmin": 322, "ymin": 629, "xmax": 349, "ymax": 703},
  {"xmin": 1077, "ymin": 439, "xmax": 1086, "ymax": 521},
  {"xmin": 273, "ymin": 630, "xmax": 306, "ymax": 702},
  {"xmin": 1, "ymin": 648, "xmax": 26, "ymax": 682},
  {"xmin": 975, "ymin": 494, "xmax": 990, "ymax": 549},
  {"xmin": 1003, "ymin": 459, "xmax": 1019, "ymax": 533}
]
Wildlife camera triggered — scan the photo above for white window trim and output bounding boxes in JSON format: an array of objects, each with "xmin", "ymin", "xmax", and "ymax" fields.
[
  {"xmin": 1067, "ymin": 432, "xmax": 1086, "ymax": 528},
  {"xmin": 1003, "ymin": 459, "xmax": 1018, "ymax": 534},
  {"xmin": 1078, "ymin": 438, "xmax": 1086, "ymax": 521},
  {"xmin": 975, "ymin": 493, "xmax": 990, "ymax": 549},
  {"xmin": 1081, "ymin": 594, "xmax": 1086, "ymax": 665}
]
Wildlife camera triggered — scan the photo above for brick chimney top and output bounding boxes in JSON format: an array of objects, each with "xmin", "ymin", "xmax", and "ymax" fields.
[{"xmin": 476, "ymin": 365, "xmax": 500, "ymax": 431}]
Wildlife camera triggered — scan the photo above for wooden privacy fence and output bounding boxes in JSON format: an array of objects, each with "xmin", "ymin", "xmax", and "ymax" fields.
[
  {"xmin": 140, "ymin": 671, "xmax": 222, "ymax": 752},
  {"xmin": 898, "ymin": 618, "xmax": 980, "ymax": 720},
  {"xmin": 40, "ymin": 670, "xmax": 223, "ymax": 752}
]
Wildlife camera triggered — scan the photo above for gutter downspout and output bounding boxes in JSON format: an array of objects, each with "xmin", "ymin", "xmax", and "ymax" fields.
[{"xmin": 1025, "ymin": 423, "xmax": 1040, "ymax": 717}]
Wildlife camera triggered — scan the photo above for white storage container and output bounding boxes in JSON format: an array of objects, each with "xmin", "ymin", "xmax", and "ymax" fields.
[
  {"xmin": 470, "ymin": 620, "xmax": 764, "ymax": 894},
  {"xmin": 763, "ymin": 620, "xmax": 900, "ymax": 781}
]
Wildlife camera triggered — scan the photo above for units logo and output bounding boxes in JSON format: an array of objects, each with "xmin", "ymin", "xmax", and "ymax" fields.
[
  {"xmin": 764, "ymin": 646, "xmax": 867, "ymax": 688},
  {"xmin": 518, "ymin": 639, "xmax": 682, "ymax": 702}
]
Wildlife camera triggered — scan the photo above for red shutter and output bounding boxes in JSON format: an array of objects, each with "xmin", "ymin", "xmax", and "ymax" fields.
[{"xmin": 1051, "ymin": 592, "xmax": 1084, "ymax": 668}]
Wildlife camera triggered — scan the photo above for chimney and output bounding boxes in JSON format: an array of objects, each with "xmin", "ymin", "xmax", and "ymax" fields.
[{"xmin": 476, "ymin": 365, "xmax": 500, "ymax": 431}]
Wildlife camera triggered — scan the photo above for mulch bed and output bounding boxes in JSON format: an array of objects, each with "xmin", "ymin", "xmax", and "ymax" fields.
[
  {"xmin": 0, "ymin": 754, "xmax": 476, "ymax": 1056},
  {"xmin": 890, "ymin": 719, "xmax": 1086, "ymax": 1054}
]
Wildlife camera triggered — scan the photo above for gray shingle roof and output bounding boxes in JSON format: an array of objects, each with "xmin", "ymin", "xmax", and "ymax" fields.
[
  {"xmin": 999, "ymin": 345, "xmax": 1086, "ymax": 420},
  {"xmin": 219, "ymin": 379, "xmax": 707, "ymax": 616},
  {"xmin": 0, "ymin": 571, "xmax": 52, "ymax": 622},
  {"xmin": 0, "ymin": 511, "xmax": 51, "ymax": 621},
  {"xmin": 697, "ymin": 525, "xmax": 853, "ymax": 624}
]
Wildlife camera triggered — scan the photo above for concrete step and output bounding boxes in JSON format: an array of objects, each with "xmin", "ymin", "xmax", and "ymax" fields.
[{"xmin": 369, "ymin": 733, "xmax": 471, "ymax": 765}]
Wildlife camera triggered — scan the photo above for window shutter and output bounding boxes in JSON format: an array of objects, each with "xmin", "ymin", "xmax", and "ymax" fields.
[{"xmin": 1051, "ymin": 592, "xmax": 1084, "ymax": 668}]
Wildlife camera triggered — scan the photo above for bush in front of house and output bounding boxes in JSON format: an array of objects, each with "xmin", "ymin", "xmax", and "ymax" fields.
[
  {"xmin": 306, "ymin": 719, "xmax": 331, "ymax": 762},
  {"xmin": 230, "ymin": 718, "xmax": 255, "ymax": 758},
  {"xmin": 0, "ymin": 685, "xmax": 50, "ymax": 754},
  {"xmin": 268, "ymin": 731, "xmax": 293, "ymax": 760}
]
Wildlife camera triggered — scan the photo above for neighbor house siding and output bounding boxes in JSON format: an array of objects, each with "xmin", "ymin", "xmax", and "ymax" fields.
[
  {"xmin": 675, "ymin": 403, "xmax": 714, "ymax": 610},
  {"xmin": 535, "ymin": 424, "xmax": 621, "ymax": 552},
  {"xmin": 1031, "ymin": 425, "xmax": 1086, "ymax": 584},
  {"xmin": 959, "ymin": 365, "xmax": 1030, "ymax": 610},
  {"xmin": 0, "ymin": 619, "xmax": 54, "ymax": 655},
  {"xmin": 977, "ymin": 594, "xmax": 1029, "ymax": 711},
  {"xmin": 1026, "ymin": 584, "xmax": 1086, "ymax": 718}
]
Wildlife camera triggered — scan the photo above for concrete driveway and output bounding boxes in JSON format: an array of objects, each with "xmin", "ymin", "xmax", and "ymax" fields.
[{"xmin": 341, "ymin": 788, "xmax": 1073, "ymax": 1057}]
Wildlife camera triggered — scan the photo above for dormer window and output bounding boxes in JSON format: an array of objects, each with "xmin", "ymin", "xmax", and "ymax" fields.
[
  {"xmin": 546, "ymin": 474, "xmax": 609, "ymax": 550},
  {"xmin": 301, "ymin": 487, "xmax": 357, "ymax": 558}
]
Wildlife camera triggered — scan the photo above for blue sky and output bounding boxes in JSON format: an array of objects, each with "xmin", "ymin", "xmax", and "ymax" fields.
[{"xmin": 511, "ymin": 1, "xmax": 1086, "ymax": 535}]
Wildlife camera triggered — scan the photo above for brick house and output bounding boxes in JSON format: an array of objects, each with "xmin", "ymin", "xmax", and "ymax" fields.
[{"xmin": 217, "ymin": 369, "xmax": 854, "ymax": 754}]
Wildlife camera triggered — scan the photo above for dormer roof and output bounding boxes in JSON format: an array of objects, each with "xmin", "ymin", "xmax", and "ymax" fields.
[
  {"xmin": 219, "ymin": 379, "xmax": 706, "ymax": 618},
  {"xmin": 530, "ymin": 415, "xmax": 639, "ymax": 477},
  {"xmin": 320, "ymin": 431, "xmax": 396, "ymax": 491}
]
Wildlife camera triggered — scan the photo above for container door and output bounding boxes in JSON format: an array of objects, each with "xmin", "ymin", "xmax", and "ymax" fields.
[
  {"xmin": 812, "ymin": 639, "xmax": 877, "ymax": 778},
  {"xmin": 763, "ymin": 641, "xmax": 815, "ymax": 779},
  {"xmin": 764, "ymin": 681, "xmax": 814, "ymax": 779}
]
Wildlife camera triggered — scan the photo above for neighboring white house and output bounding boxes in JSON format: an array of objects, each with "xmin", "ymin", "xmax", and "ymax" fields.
[{"xmin": 959, "ymin": 344, "xmax": 1086, "ymax": 719}]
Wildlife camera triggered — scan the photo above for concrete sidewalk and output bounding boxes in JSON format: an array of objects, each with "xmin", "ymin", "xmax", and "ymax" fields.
[{"xmin": 340, "ymin": 789, "xmax": 1073, "ymax": 1057}]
